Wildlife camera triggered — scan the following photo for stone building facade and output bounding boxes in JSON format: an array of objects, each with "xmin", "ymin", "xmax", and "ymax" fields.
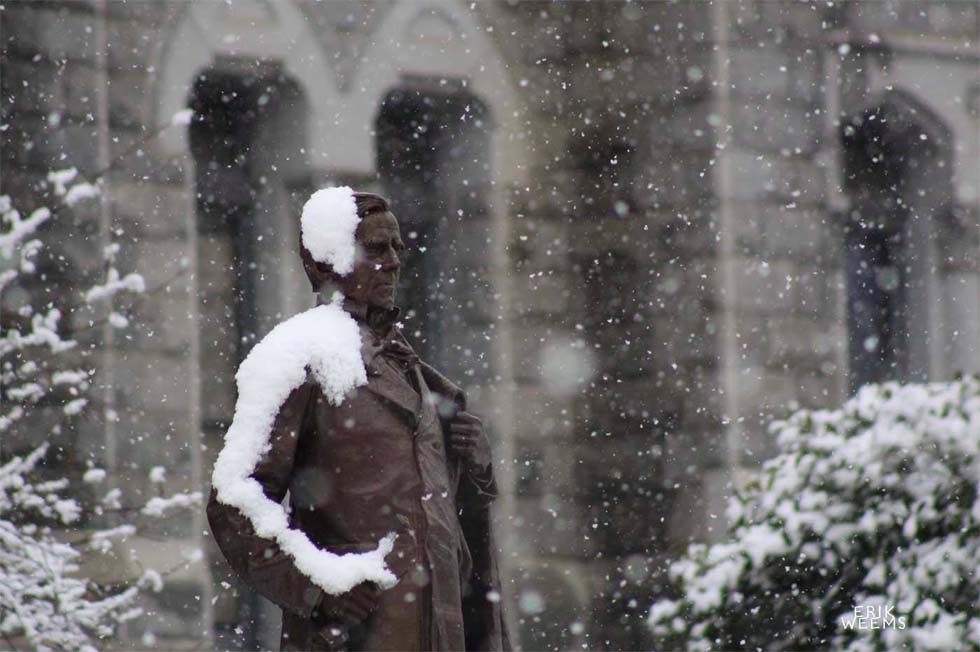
[{"xmin": 1, "ymin": 1, "xmax": 977, "ymax": 649}]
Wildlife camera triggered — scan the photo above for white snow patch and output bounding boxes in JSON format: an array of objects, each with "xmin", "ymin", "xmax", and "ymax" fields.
[
  {"xmin": 138, "ymin": 569, "xmax": 164, "ymax": 593},
  {"xmin": 63, "ymin": 398, "xmax": 87, "ymax": 416},
  {"xmin": 90, "ymin": 525, "xmax": 136, "ymax": 554},
  {"xmin": 211, "ymin": 299, "xmax": 398, "ymax": 595},
  {"xmin": 52, "ymin": 498, "xmax": 81, "ymax": 524},
  {"xmin": 141, "ymin": 491, "xmax": 202, "ymax": 517},
  {"xmin": 64, "ymin": 182, "xmax": 99, "ymax": 206},
  {"xmin": 82, "ymin": 468, "xmax": 107, "ymax": 484},
  {"xmin": 47, "ymin": 168, "xmax": 78, "ymax": 196},
  {"xmin": 0, "ymin": 207, "xmax": 51, "ymax": 258},
  {"xmin": 170, "ymin": 108, "xmax": 194, "ymax": 127},
  {"xmin": 108, "ymin": 312, "xmax": 129, "ymax": 329},
  {"xmin": 300, "ymin": 186, "xmax": 360, "ymax": 275},
  {"xmin": 52, "ymin": 370, "xmax": 89, "ymax": 386},
  {"xmin": 102, "ymin": 487, "xmax": 122, "ymax": 510},
  {"xmin": 148, "ymin": 466, "xmax": 166, "ymax": 484},
  {"xmin": 85, "ymin": 269, "xmax": 146, "ymax": 303}
]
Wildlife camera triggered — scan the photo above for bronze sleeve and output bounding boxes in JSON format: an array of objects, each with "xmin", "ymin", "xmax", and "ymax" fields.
[{"xmin": 206, "ymin": 382, "xmax": 324, "ymax": 618}]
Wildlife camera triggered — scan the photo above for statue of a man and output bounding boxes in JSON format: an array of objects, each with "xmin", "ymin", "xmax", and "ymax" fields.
[{"xmin": 207, "ymin": 191, "xmax": 509, "ymax": 651}]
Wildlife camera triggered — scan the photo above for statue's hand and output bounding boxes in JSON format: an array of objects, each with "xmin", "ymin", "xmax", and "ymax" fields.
[
  {"xmin": 447, "ymin": 411, "xmax": 491, "ymax": 472},
  {"xmin": 316, "ymin": 581, "xmax": 381, "ymax": 626}
]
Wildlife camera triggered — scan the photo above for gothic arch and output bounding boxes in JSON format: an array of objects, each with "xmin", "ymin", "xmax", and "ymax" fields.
[
  {"xmin": 849, "ymin": 87, "xmax": 953, "ymax": 150},
  {"xmin": 842, "ymin": 87, "xmax": 954, "ymax": 210},
  {"xmin": 336, "ymin": 0, "xmax": 532, "ymax": 183},
  {"xmin": 152, "ymin": 0, "xmax": 341, "ymax": 168}
]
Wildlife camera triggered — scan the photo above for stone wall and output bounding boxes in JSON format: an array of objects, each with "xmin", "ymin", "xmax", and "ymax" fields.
[{"xmin": 1, "ymin": 1, "xmax": 976, "ymax": 650}]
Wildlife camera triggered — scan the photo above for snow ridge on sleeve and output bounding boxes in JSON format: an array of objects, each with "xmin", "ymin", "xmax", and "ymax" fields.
[{"xmin": 211, "ymin": 299, "xmax": 397, "ymax": 595}]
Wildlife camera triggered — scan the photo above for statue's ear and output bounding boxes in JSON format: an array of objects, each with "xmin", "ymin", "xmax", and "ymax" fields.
[{"xmin": 300, "ymin": 243, "xmax": 339, "ymax": 291}]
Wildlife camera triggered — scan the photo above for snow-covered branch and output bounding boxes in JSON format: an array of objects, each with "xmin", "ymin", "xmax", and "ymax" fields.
[
  {"xmin": 649, "ymin": 376, "xmax": 980, "ymax": 651},
  {"xmin": 84, "ymin": 268, "xmax": 146, "ymax": 305},
  {"xmin": 0, "ymin": 125, "xmax": 200, "ymax": 650}
]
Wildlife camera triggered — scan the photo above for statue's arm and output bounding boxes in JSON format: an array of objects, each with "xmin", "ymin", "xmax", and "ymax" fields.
[
  {"xmin": 454, "ymin": 413, "xmax": 498, "ymax": 507},
  {"xmin": 206, "ymin": 382, "xmax": 324, "ymax": 618},
  {"xmin": 457, "ymin": 445, "xmax": 510, "ymax": 651}
]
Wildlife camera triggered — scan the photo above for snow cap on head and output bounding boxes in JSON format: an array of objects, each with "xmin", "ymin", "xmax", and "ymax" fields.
[{"xmin": 300, "ymin": 186, "xmax": 360, "ymax": 276}]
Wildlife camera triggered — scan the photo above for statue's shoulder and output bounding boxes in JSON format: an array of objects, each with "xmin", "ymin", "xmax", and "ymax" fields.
[{"xmin": 236, "ymin": 303, "xmax": 367, "ymax": 408}]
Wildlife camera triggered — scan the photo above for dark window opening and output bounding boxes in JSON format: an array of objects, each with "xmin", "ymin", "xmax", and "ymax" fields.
[
  {"xmin": 840, "ymin": 95, "xmax": 948, "ymax": 394},
  {"xmin": 375, "ymin": 80, "xmax": 492, "ymax": 378}
]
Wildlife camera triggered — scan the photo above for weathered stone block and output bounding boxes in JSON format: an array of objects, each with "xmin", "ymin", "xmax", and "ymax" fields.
[
  {"xmin": 511, "ymin": 269, "xmax": 569, "ymax": 318},
  {"xmin": 724, "ymin": 151, "xmax": 825, "ymax": 204},
  {"xmin": 511, "ymin": 216, "xmax": 571, "ymax": 271},
  {"xmin": 16, "ymin": 120, "xmax": 100, "ymax": 175},
  {"xmin": 436, "ymin": 319, "xmax": 494, "ymax": 383},
  {"xmin": 758, "ymin": 203, "xmax": 830, "ymax": 259},
  {"xmin": 648, "ymin": 101, "xmax": 715, "ymax": 150},
  {"xmin": 5, "ymin": 5, "xmax": 98, "ymax": 61},
  {"xmin": 1, "ymin": 57, "xmax": 66, "ymax": 118},
  {"xmin": 634, "ymin": 149, "xmax": 714, "ymax": 210},
  {"xmin": 730, "ymin": 99, "xmax": 820, "ymax": 154},
  {"xmin": 759, "ymin": 2, "xmax": 828, "ymax": 40},
  {"xmin": 107, "ymin": 68, "xmax": 152, "ymax": 127},
  {"xmin": 60, "ymin": 59, "xmax": 100, "ymax": 120},
  {"xmin": 563, "ymin": 53, "xmax": 627, "ymax": 108},
  {"xmin": 113, "ymin": 353, "xmax": 192, "ymax": 429},
  {"xmin": 764, "ymin": 314, "xmax": 836, "ymax": 372},
  {"xmin": 480, "ymin": 2, "xmax": 569, "ymax": 65},
  {"xmin": 116, "ymin": 282, "xmax": 192, "ymax": 355},
  {"xmin": 507, "ymin": 555, "xmax": 590, "ymax": 650},
  {"xmin": 730, "ymin": 48, "xmax": 791, "ymax": 97},
  {"xmin": 513, "ymin": 495, "xmax": 596, "ymax": 558},
  {"xmin": 793, "ymin": 265, "xmax": 835, "ymax": 317},
  {"xmin": 511, "ymin": 386, "xmax": 576, "ymax": 441},
  {"xmin": 112, "ymin": 180, "xmax": 190, "ymax": 238},
  {"xmin": 733, "ymin": 255, "xmax": 796, "ymax": 313},
  {"xmin": 117, "ymin": 235, "xmax": 191, "ymax": 292}
]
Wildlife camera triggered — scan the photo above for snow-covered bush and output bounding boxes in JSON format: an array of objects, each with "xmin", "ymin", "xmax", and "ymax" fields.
[
  {"xmin": 649, "ymin": 376, "xmax": 980, "ymax": 651},
  {"xmin": 1, "ymin": 153, "xmax": 201, "ymax": 650}
]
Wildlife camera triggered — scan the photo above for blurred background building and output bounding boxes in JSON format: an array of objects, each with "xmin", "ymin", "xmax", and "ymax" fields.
[{"xmin": 1, "ymin": 0, "xmax": 978, "ymax": 649}]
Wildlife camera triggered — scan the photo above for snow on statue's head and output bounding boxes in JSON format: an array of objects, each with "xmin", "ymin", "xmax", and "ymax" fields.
[{"xmin": 299, "ymin": 187, "xmax": 389, "ymax": 287}]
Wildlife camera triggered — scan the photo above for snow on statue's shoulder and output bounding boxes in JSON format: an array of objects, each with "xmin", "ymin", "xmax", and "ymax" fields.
[
  {"xmin": 301, "ymin": 186, "xmax": 360, "ymax": 275},
  {"xmin": 211, "ymin": 299, "xmax": 397, "ymax": 595}
]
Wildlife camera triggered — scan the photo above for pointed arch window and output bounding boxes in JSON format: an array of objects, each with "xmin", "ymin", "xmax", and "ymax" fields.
[{"xmin": 841, "ymin": 90, "xmax": 953, "ymax": 394}]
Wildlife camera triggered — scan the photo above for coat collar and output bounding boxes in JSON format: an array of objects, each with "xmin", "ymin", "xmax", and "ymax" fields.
[
  {"xmin": 340, "ymin": 296, "xmax": 401, "ymax": 335},
  {"xmin": 335, "ymin": 296, "xmax": 423, "ymax": 420},
  {"xmin": 339, "ymin": 298, "xmax": 416, "ymax": 372}
]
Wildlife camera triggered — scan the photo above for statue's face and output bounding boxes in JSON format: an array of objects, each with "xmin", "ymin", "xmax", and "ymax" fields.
[{"xmin": 339, "ymin": 211, "xmax": 404, "ymax": 310}]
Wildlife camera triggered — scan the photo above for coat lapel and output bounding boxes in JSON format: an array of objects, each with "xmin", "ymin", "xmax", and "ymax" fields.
[{"xmin": 357, "ymin": 320, "xmax": 421, "ymax": 422}]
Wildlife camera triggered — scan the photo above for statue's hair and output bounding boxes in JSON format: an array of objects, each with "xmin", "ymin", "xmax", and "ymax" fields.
[
  {"xmin": 299, "ymin": 191, "xmax": 392, "ymax": 291},
  {"xmin": 352, "ymin": 192, "xmax": 389, "ymax": 218}
]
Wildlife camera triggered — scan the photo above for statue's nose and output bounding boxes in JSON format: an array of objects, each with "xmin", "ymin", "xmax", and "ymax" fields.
[{"xmin": 381, "ymin": 246, "xmax": 400, "ymax": 270}]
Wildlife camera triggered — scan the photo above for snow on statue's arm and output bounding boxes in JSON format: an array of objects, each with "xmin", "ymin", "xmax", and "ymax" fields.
[{"xmin": 207, "ymin": 299, "xmax": 397, "ymax": 617}]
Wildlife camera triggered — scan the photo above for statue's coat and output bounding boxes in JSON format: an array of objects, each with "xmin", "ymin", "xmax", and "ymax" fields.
[{"xmin": 207, "ymin": 309, "xmax": 509, "ymax": 651}]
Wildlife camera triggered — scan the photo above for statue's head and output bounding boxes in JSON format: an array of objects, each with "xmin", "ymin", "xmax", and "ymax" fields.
[{"xmin": 300, "ymin": 191, "xmax": 403, "ymax": 310}]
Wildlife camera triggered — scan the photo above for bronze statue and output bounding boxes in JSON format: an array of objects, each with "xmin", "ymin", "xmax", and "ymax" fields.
[{"xmin": 207, "ymin": 192, "xmax": 509, "ymax": 651}]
